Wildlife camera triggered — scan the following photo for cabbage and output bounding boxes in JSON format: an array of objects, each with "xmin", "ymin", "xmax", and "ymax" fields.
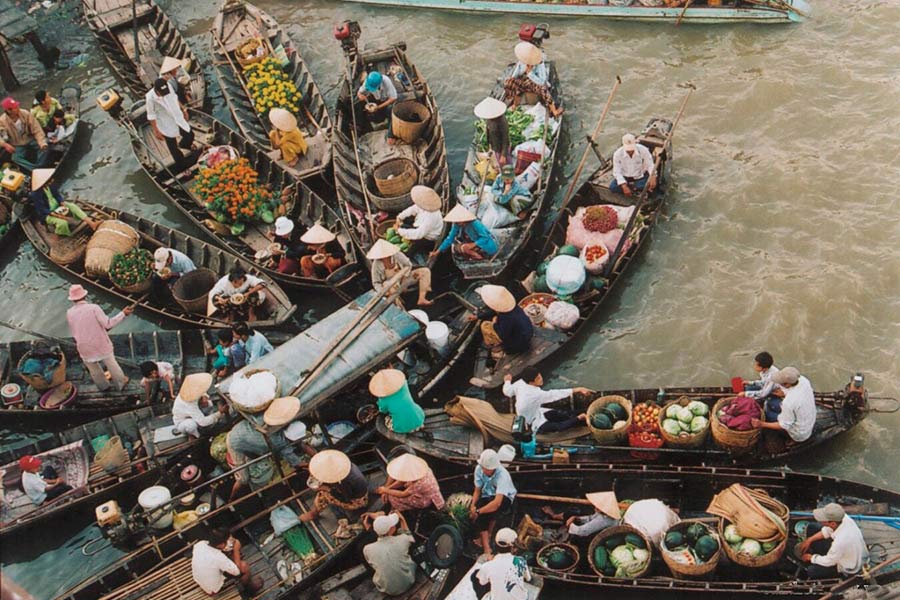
[
  {"xmin": 690, "ymin": 416, "xmax": 709, "ymax": 433},
  {"xmin": 610, "ymin": 545, "xmax": 635, "ymax": 567},
  {"xmin": 739, "ymin": 539, "xmax": 762, "ymax": 556},
  {"xmin": 723, "ymin": 524, "xmax": 743, "ymax": 544},
  {"xmin": 687, "ymin": 400, "xmax": 709, "ymax": 417},
  {"xmin": 761, "ymin": 540, "xmax": 779, "ymax": 553},
  {"xmin": 677, "ymin": 406, "xmax": 694, "ymax": 423},
  {"xmin": 662, "ymin": 419, "xmax": 682, "ymax": 436},
  {"xmin": 632, "ymin": 548, "xmax": 650, "ymax": 564},
  {"xmin": 666, "ymin": 404, "xmax": 681, "ymax": 419}
]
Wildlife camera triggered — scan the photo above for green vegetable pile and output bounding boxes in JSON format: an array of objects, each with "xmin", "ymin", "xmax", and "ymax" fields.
[
  {"xmin": 662, "ymin": 401, "xmax": 710, "ymax": 438},
  {"xmin": 475, "ymin": 107, "xmax": 536, "ymax": 152},
  {"xmin": 664, "ymin": 522, "xmax": 721, "ymax": 564},
  {"xmin": 590, "ymin": 401, "xmax": 628, "ymax": 431},
  {"xmin": 722, "ymin": 523, "xmax": 780, "ymax": 556},
  {"xmin": 109, "ymin": 248, "xmax": 153, "ymax": 288},
  {"xmin": 383, "ymin": 227, "xmax": 410, "ymax": 253},
  {"xmin": 593, "ymin": 532, "xmax": 650, "ymax": 578}
]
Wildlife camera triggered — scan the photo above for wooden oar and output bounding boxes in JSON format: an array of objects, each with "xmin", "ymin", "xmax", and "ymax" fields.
[
  {"xmin": 517, "ymin": 492, "xmax": 592, "ymax": 506},
  {"xmin": 340, "ymin": 60, "xmax": 378, "ymax": 246},
  {"xmin": 0, "ymin": 319, "xmax": 142, "ymax": 369},
  {"xmin": 676, "ymin": 0, "xmax": 694, "ymax": 26}
]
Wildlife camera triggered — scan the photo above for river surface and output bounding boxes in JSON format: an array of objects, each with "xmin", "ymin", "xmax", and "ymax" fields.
[{"xmin": 1, "ymin": 1, "xmax": 898, "ymax": 598}]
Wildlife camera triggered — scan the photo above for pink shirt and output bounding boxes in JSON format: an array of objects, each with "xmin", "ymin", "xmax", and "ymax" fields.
[{"xmin": 66, "ymin": 301, "xmax": 126, "ymax": 362}]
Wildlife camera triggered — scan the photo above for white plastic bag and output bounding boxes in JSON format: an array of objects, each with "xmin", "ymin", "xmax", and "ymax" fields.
[
  {"xmin": 229, "ymin": 370, "xmax": 278, "ymax": 409},
  {"xmin": 546, "ymin": 255, "xmax": 586, "ymax": 296},
  {"xmin": 580, "ymin": 242, "xmax": 610, "ymax": 274},
  {"xmin": 477, "ymin": 193, "xmax": 518, "ymax": 230},
  {"xmin": 623, "ymin": 499, "xmax": 681, "ymax": 548},
  {"xmin": 271, "ymin": 505, "xmax": 300, "ymax": 535},
  {"xmin": 544, "ymin": 301, "xmax": 580, "ymax": 330},
  {"xmin": 516, "ymin": 161, "xmax": 542, "ymax": 191}
]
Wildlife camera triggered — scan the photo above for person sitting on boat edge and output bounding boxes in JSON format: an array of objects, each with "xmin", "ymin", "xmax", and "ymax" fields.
[
  {"xmin": 160, "ymin": 56, "xmax": 192, "ymax": 106},
  {"xmin": 368, "ymin": 239, "xmax": 433, "ymax": 307},
  {"xmin": 30, "ymin": 90, "xmax": 64, "ymax": 130},
  {"xmin": 478, "ymin": 284, "xmax": 534, "ymax": 359},
  {"xmin": 373, "ymin": 452, "xmax": 445, "ymax": 516},
  {"xmin": 742, "ymin": 350, "xmax": 784, "ymax": 421},
  {"xmin": 395, "ymin": 185, "xmax": 444, "ymax": 256},
  {"xmin": 209, "ymin": 266, "xmax": 269, "ymax": 322},
  {"xmin": 172, "ymin": 372, "xmax": 228, "ymax": 438},
  {"xmin": 751, "ymin": 366, "xmax": 816, "ymax": 444},
  {"xmin": 231, "ymin": 321, "xmax": 273, "ymax": 365},
  {"xmin": 29, "ymin": 168, "xmax": 98, "ymax": 237},
  {"xmin": 139, "ymin": 360, "xmax": 176, "ymax": 403},
  {"xmin": 299, "ymin": 224, "xmax": 346, "ymax": 279},
  {"xmin": 145, "ymin": 77, "xmax": 196, "ymax": 173},
  {"xmin": 362, "ymin": 511, "xmax": 418, "ymax": 596},
  {"xmin": 66, "ymin": 284, "xmax": 132, "ymax": 391},
  {"xmin": 797, "ymin": 503, "xmax": 868, "ymax": 579},
  {"xmin": 472, "ymin": 527, "xmax": 532, "ymax": 599},
  {"xmin": 267, "ymin": 108, "xmax": 307, "ymax": 169},
  {"xmin": 503, "ymin": 42, "xmax": 563, "ymax": 119},
  {"xmin": 299, "ymin": 449, "xmax": 369, "ymax": 522},
  {"xmin": 191, "ymin": 527, "xmax": 263, "ymax": 596},
  {"xmin": 0, "ymin": 95, "xmax": 48, "ymax": 172},
  {"xmin": 610, "ymin": 133, "xmax": 657, "ymax": 196},
  {"xmin": 503, "ymin": 367, "xmax": 591, "ymax": 434},
  {"xmin": 491, "ymin": 164, "xmax": 534, "ymax": 217},
  {"xmin": 369, "ymin": 369, "xmax": 425, "ymax": 434},
  {"xmin": 356, "ymin": 71, "xmax": 398, "ymax": 137},
  {"xmin": 430, "ymin": 204, "xmax": 498, "ymax": 262},
  {"xmin": 19, "ymin": 455, "xmax": 72, "ymax": 505},
  {"xmin": 470, "ymin": 448, "xmax": 518, "ymax": 559}
]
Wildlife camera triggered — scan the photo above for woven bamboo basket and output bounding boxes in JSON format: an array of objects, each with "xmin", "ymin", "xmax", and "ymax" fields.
[
  {"xmin": 710, "ymin": 396, "xmax": 762, "ymax": 453},
  {"xmin": 114, "ymin": 277, "xmax": 152, "ymax": 295},
  {"xmin": 49, "ymin": 234, "xmax": 87, "ymax": 266},
  {"xmin": 536, "ymin": 542, "xmax": 580, "ymax": 574},
  {"xmin": 660, "ymin": 519, "xmax": 722, "ymax": 578},
  {"xmin": 719, "ymin": 517, "xmax": 787, "ymax": 568},
  {"xmin": 17, "ymin": 350, "xmax": 67, "ymax": 391},
  {"xmin": 235, "ymin": 38, "xmax": 268, "ymax": 67},
  {"xmin": 587, "ymin": 524, "xmax": 653, "ymax": 578},
  {"xmin": 231, "ymin": 368, "xmax": 279, "ymax": 413},
  {"xmin": 390, "ymin": 100, "xmax": 430, "ymax": 144},
  {"xmin": 85, "ymin": 220, "xmax": 139, "ymax": 278},
  {"xmin": 586, "ymin": 395, "xmax": 632, "ymax": 444},
  {"xmin": 172, "ymin": 268, "xmax": 217, "ymax": 314},
  {"xmin": 373, "ymin": 158, "xmax": 418, "ymax": 198},
  {"xmin": 658, "ymin": 396, "xmax": 710, "ymax": 449}
]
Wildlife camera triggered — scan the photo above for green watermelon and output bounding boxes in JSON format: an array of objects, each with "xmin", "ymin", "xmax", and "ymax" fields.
[
  {"xmin": 592, "ymin": 545, "xmax": 610, "ymax": 571},
  {"xmin": 532, "ymin": 274, "xmax": 550, "ymax": 293},
  {"xmin": 600, "ymin": 407, "xmax": 618, "ymax": 422},
  {"xmin": 536, "ymin": 260, "xmax": 551, "ymax": 277},
  {"xmin": 590, "ymin": 276, "xmax": 607, "ymax": 291},
  {"xmin": 544, "ymin": 546, "xmax": 575, "ymax": 570},
  {"xmin": 558, "ymin": 244, "xmax": 579, "ymax": 257},
  {"xmin": 606, "ymin": 402, "xmax": 627, "ymax": 422},
  {"xmin": 591, "ymin": 413, "xmax": 612, "ymax": 430},
  {"xmin": 604, "ymin": 535, "xmax": 624, "ymax": 551},
  {"xmin": 624, "ymin": 533, "xmax": 646, "ymax": 550},
  {"xmin": 665, "ymin": 531, "xmax": 685, "ymax": 549},
  {"xmin": 695, "ymin": 535, "xmax": 719, "ymax": 561},
  {"xmin": 686, "ymin": 522, "xmax": 707, "ymax": 544}
]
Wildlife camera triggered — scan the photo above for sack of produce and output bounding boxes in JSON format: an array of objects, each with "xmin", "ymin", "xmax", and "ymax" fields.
[
  {"xmin": 109, "ymin": 248, "xmax": 154, "ymax": 293},
  {"xmin": 588, "ymin": 525, "xmax": 652, "ymax": 578},
  {"xmin": 623, "ymin": 499, "xmax": 680, "ymax": 548},
  {"xmin": 228, "ymin": 368, "xmax": 279, "ymax": 413},
  {"xmin": 544, "ymin": 300, "xmax": 579, "ymax": 330},
  {"xmin": 565, "ymin": 204, "xmax": 636, "ymax": 250},
  {"xmin": 546, "ymin": 255, "xmax": 585, "ymax": 296},
  {"xmin": 517, "ymin": 161, "xmax": 542, "ymax": 191},
  {"xmin": 659, "ymin": 397, "xmax": 711, "ymax": 449},
  {"xmin": 661, "ymin": 519, "xmax": 722, "ymax": 578},
  {"xmin": 85, "ymin": 220, "xmax": 139, "ymax": 279},
  {"xmin": 580, "ymin": 242, "xmax": 609, "ymax": 274}
]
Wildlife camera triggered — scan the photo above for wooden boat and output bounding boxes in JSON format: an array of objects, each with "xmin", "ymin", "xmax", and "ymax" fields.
[
  {"xmin": 0, "ymin": 329, "xmax": 205, "ymax": 430},
  {"xmin": 209, "ymin": 0, "xmax": 333, "ymax": 180},
  {"xmin": 82, "ymin": 0, "xmax": 206, "ymax": 108},
  {"xmin": 105, "ymin": 101, "xmax": 361, "ymax": 294},
  {"xmin": 0, "ymin": 403, "xmax": 196, "ymax": 540},
  {"xmin": 332, "ymin": 21, "xmax": 450, "ymax": 269},
  {"xmin": 444, "ymin": 559, "xmax": 543, "ymax": 600},
  {"xmin": 452, "ymin": 32, "xmax": 563, "ymax": 281},
  {"xmin": 298, "ymin": 560, "xmax": 452, "ymax": 599},
  {"xmin": 819, "ymin": 555, "xmax": 900, "ymax": 600},
  {"xmin": 378, "ymin": 383, "xmax": 886, "ymax": 467},
  {"xmin": 338, "ymin": 0, "xmax": 810, "ymax": 24},
  {"xmin": 418, "ymin": 464, "xmax": 899, "ymax": 597},
  {"xmin": 470, "ymin": 117, "xmax": 672, "ymax": 389},
  {"xmin": 21, "ymin": 199, "xmax": 297, "ymax": 328}
]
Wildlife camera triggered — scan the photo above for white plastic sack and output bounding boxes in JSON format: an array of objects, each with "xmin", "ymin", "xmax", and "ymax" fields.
[
  {"xmin": 513, "ymin": 140, "xmax": 547, "ymax": 158},
  {"xmin": 270, "ymin": 505, "xmax": 299, "ymax": 535},
  {"xmin": 565, "ymin": 205, "xmax": 636, "ymax": 250},
  {"xmin": 544, "ymin": 301, "xmax": 580, "ymax": 330},
  {"xmin": 545, "ymin": 255, "xmax": 586, "ymax": 296},
  {"xmin": 517, "ymin": 161, "xmax": 542, "ymax": 191},
  {"xmin": 229, "ymin": 370, "xmax": 278, "ymax": 409},
  {"xmin": 580, "ymin": 242, "xmax": 610, "ymax": 274},
  {"xmin": 476, "ymin": 191, "xmax": 519, "ymax": 230},
  {"xmin": 623, "ymin": 499, "xmax": 681, "ymax": 548}
]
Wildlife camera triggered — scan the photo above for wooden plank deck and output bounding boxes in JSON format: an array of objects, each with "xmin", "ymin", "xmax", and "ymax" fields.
[
  {"xmin": 98, "ymin": 556, "xmax": 243, "ymax": 600},
  {"xmin": 0, "ymin": 0, "xmax": 38, "ymax": 42}
]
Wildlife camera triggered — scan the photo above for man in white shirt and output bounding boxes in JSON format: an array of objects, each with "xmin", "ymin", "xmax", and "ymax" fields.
[
  {"xmin": 798, "ymin": 503, "xmax": 868, "ymax": 578},
  {"xmin": 191, "ymin": 528, "xmax": 262, "ymax": 595},
  {"xmin": 145, "ymin": 77, "xmax": 194, "ymax": 171},
  {"xmin": 19, "ymin": 455, "xmax": 71, "ymax": 505},
  {"xmin": 395, "ymin": 185, "xmax": 444, "ymax": 255},
  {"xmin": 473, "ymin": 528, "xmax": 532, "ymax": 600},
  {"xmin": 172, "ymin": 372, "xmax": 227, "ymax": 437},
  {"xmin": 209, "ymin": 266, "xmax": 269, "ymax": 322},
  {"xmin": 752, "ymin": 366, "xmax": 816, "ymax": 443},
  {"xmin": 503, "ymin": 368, "xmax": 591, "ymax": 434},
  {"xmin": 610, "ymin": 133, "xmax": 656, "ymax": 197},
  {"xmin": 742, "ymin": 351, "xmax": 783, "ymax": 420}
]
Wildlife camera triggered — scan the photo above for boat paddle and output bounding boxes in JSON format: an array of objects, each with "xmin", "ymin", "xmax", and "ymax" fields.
[
  {"xmin": 340, "ymin": 60, "xmax": 379, "ymax": 246},
  {"xmin": 0, "ymin": 319, "xmax": 142, "ymax": 370},
  {"xmin": 676, "ymin": 0, "xmax": 694, "ymax": 26}
]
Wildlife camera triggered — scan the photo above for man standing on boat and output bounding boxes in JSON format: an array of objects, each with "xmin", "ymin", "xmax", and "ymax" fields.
[
  {"xmin": 751, "ymin": 366, "xmax": 816, "ymax": 444},
  {"xmin": 145, "ymin": 77, "xmax": 195, "ymax": 172},
  {"xmin": 610, "ymin": 133, "xmax": 656, "ymax": 196},
  {"xmin": 797, "ymin": 503, "xmax": 868, "ymax": 579},
  {"xmin": 65, "ymin": 285, "xmax": 132, "ymax": 392},
  {"xmin": 160, "ymin": 56, "xmax": 192, "ymax": 106}
]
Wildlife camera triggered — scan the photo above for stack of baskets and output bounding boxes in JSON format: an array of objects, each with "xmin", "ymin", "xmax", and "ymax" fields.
[{"xmin": 707, "ymin": 484, "xmax": 789, "ymax": 568}]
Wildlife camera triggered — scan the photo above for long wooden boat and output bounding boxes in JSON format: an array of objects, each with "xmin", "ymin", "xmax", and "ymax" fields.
[
  {"xmin": 82, "ymin": 0, "xmax": 206, "ymax": 108},
  {"xmin": 299, "ymin": 560, "xmax": 452, "ymax": 600},
  {"xmin": 210, "ymin": 0, "xmax": 333, "ymax": 180},
  {"xmin": 378, "ymin": 383, "xmax": 880, "ymax": 466},
  {"xmin": 419, "ymin": 464, "xmax": 899, "ymax": 597},
  {"xmin": 338, "ymin": 0, "xmax": 810, "ymax": 24},
  {"xmin": 452, "ymin": 32, "xmax": 563, "ymax": 281},
  {"xmin": 444, "ymin": 559, "xmax": 544, "ymax": 600},
  {"xmin": 819, "ymin": 555, "xmax": 900, "ymax": 600},
  {"xmin": 0, "ymin": 403, "xmax": 197, "ymax": 540},
  {"xmin": 21, "ymin": 199, "xmax": 297, "ymax": 328},
  {"xmin": 470, "ymin": 117, "xmax": 672, "ymax": 389},
  {"xmin": 332, "ymin": 22, "xmax": 450, "ymax": 269},
  {"xmin": 105, "ymin": 101, "xmax": 362, "ymax": 294}
]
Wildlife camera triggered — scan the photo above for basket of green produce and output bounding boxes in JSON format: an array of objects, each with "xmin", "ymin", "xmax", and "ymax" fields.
[
  {"xmin": 661, "ymin": 519, "xmax": 721, "ymax": 578},
  {"xmin": 536, "ymin": 542, "xmax": 580, "ymax": 573},
  {"xmin": 109, "ymin": 248, "xmax": 153, "ymax": 293},
  {"xmin": 588, "ymin": 525, "xmax": 652, "ymax": 579},
  {"xmin": 719, "ymin": 518, "xmax": 787, "ymax": 568},
  {"xmin": 659, "ymin": 396, "xmax": 711, "ymax": 449},
  {"xmin": 377, "ymin": 221, "xmax": 411, "ymax": 253},
  {"xmin": 586, "ymin": 395, "xmax": 632, "ymax": 444}
]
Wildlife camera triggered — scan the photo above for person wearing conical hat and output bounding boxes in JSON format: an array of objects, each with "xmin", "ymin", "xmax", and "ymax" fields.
[
  {"xmin": 172, "ymin": 372, "xmax": 227, "ymax": 438},
  {"xmin": 563, "ymin": 491, "xmax": 622, "ymax": 538},
  {"xmin": 267, "ymin": 108, "xmax": 307, "ymax": 168},
  {"xmin": 0, "ymin": 95, "xmax": 48, "ymax": 172},
  {"xmin": 430, "ymin": 204, "xmax": 498, "ymax": 261},
  {"xmin": 393, "ymin": 185, "xmax": 444, "ymax": 255},
  {"xmin": 474, "ymin": 96, "xmax": 510, "ymax": 161},
  {"xmin": 373, "ymin": 452, "xmax": 444, "ymax": 515},
  {"xmin": 28, "ymin": 168, "xmax": 97, "ymax": 236},
  {"xmin": 299, "ymin": 449, "xmax": 370, "ymax": 522},
  {"xmin": 145, "ymin": 76, "xmax": 195, "ymax": 173},
  {"xmin": 159, "ymin": 56, "xmax": 192, "ymax": 105},
  {"xmin": 367, "ymin": 238, "xmax": 433, "ymax": 307},
  {"xmin": 502, "ymin": 41, "xmax": 563, "ymax": 118},
  {"xmin": 477, "ymin": 284, "xmax": 533, "ymax": 358},
  {"xmin": 299, "ymin": 223, "xmax": 346, "ymax": 278},
  {"xmin": 370, "ymin": 369, "xmax": 425, "ymax": 434}
]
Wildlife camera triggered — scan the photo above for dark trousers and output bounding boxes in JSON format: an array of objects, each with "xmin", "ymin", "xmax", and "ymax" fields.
[
  {"xmin": 41, "ymin": 466, "xmax": 72, "ymax": 501},
  {"xmin": 764, "ymin": 396, "xmax": 783, "ymax": 422},
  {"xmin": 609, "ymin": 173, "xmax": 649, "ymax": 194},
  {"xmin": 473, "ymin": 495, "xmax": 512, "ymax": 533},
  {"xmin": 163, "ymin": 127, "xmax": 194, "ymax": 170},
  {"xmin": 537, "ymin": 410, "xmax": 582, "ymax": 434},
  {"xmin": 803, "ymin": 522, "xmax": 840, "ymax": 579}
]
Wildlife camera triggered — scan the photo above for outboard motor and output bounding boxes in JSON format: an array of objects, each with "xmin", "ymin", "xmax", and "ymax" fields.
[
  {"xmin": 844, "ymin": 372, "xmax": 867, "ymax": 408},
  {"xmin": 334, "ymin": 20, "xmax": 361, "ymax": 55},
  {"xmin": 96, "ymin": 89, "xmax": 124, "ymax": 119},
  {"xmin": 93, "ymin": 500, "xmax": 145, "ymax": 548},
  {"xmin": 519, "ymin": 23, "xmax": 550, "ymax": 48}
]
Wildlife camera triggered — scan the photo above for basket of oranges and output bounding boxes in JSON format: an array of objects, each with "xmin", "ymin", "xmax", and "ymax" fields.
[{"xmin": 629, "ymin": 402, "xmax": 664, "ymax": 459}]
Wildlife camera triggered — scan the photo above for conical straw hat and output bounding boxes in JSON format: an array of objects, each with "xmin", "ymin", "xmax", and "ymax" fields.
[
  {"xmin": 31, "ymin": 168, "xmax": 55, "ymax": 191},
  {"xmin": 269, "ymin": 107, "xmax": 298, "ymax": 132},
  {"xmin": 473, "ymin": 97, "xmax": 507, "ymax": 120},
  {"xmin": 443, "ymin": 204, "xmax": 476, "ymax": 224},
  {"xmin": 369, "ymin": 368, "xmax": 407, "ymax": 397},
  {"xmin": 366, "ymin": 238, "xmax": 400, "ymax": 260},
  {"xmin": 263, "ymin": 396, "xmax": 301, "ymax": 426},
  {"xmin": 159, "ymin": 56, "xmax": 184, "ymax": 75},
  {"xmin": 477, "ymin": 285, "xmax": 516, "ymax": 313},
  {"xmin": 179, "ymin": 372, "xmax": 213, "ymax": 402},
  {"xmin": 309, "ymin": 449, "xmax": 351, "ymax": 483},
  {"xmin": 515, "ymin": 42, "xmax": 542, "ymax": 66},
  {"xmin": 386, "ymin": 453, "xmax": 430, "ymax": 482},
  {"xmin": 410, "ymin": 185, "xmax": 442, "ymax": 211},
  {"xmin": 586, "ymin": 491, "xmax": 621, "ymax": 520},
  {"xmin": 300, "ymin": 223, "xmax": 336, "ymax": 245}
]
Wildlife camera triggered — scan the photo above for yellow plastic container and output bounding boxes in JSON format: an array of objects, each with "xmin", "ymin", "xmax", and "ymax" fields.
[
  {"xmin": 96, "ymin": 89, "xmax": 121, "ymax": 112},
  {"xmin": 1, "ymin": 170, "xmax": 24, "ymax": 192},
  {"xmin": 95, "ymin": 500, "xmax": 122, "ymax": 527}
]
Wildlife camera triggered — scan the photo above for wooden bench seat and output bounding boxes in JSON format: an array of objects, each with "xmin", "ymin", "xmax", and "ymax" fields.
[{"xmin": 99, "ymin": 557, "xmax": 242, "ymax": 600}]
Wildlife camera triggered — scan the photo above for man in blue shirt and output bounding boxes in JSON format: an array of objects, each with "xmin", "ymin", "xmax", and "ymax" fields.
[
  {"xmin": 231, "ymin": 322, "xmax": 273, "ymax": 365},
  {"xmin": 430, "ymin": 204, "xmax": 498, "ymax": 261},
  {"xmin": 469, "ymin": 448, "xmax": 517, "ymax": 559}
]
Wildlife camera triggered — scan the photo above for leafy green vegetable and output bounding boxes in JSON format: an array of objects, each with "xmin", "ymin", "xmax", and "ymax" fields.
[{"xmin": 109, "ymin": 248, "xmax": 153, "ymax": 288}]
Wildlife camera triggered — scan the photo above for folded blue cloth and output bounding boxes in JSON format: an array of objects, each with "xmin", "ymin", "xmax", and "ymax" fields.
[{"xmin": 21, "ymin": 357, "xmax": 61, "ymax": 382}]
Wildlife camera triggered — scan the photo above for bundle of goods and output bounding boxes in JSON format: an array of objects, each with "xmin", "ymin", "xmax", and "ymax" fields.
[
  {"xmin": 109, "ymin": 248, "xmax": 154, "ymax": 293},
  {"xmin": 85, "ymin": 220, "xmax": 140, "ymax": 278},
  {"xmin": 623, "ymin": 498, "xmax": 681, "ymax": 547},
  {"xmin": 565, "ymin": 204, "xmax": 642, "ymax": 263},
  {"xmin": 227, "ymin": 368, "xmax": 279, "ymax": 413},
  {"xmin": 661, "ymin": 520, "xmax": 722, "ymax": 577},
  {"xmin": 193, "ymin": 158, "xmax": 276, "ymax": 235},
  {"xmin": 711, "ymin": 396, "xmax": 762, "ymax": 453},
  {"xmin": 707, "ymin": 484, "xmax": 789, "ymax": 568},
  {"xmin": 544, "ymin": 300, "xmax": 579, "ymax": 330},
  {"xmin": 589, "ymin": 525, "xmax": 652, "ymax": 578},
  {"xmin": 536, "ymin": 542, "xmax": 580, "ymax": 573},
  {"xmin": 659, "ymin": 397, "xmax": 710, "ymax": 449},
  {"xmin": 586, "ymin": 395, "xmax": 632, "ymax": 444},
  {"xmin": 519, "ymin": 293, "xmax": 555, "ymax": 327},
  {"xmin": 243, "ymin": 57, "xmax": 302, "ymax": 117}
]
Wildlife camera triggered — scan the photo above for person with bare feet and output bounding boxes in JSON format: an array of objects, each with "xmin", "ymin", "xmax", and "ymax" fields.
[
  {"xmin": 469, "ymin": 449, "xmax": 517, "ymax": 559},
  {"xmin": 298, "ymin": 450, "xmax": 369, "ymax": 523},
  {"xmin": 367, "ymin": 239, "xmax": 433, "ymax": 307},
  {"xmin": 503, "ymin": 368, "xmax": 592, "ymax": 435},
  {"xmin": 542, "ymin": 491, "xmax": 621, "ymax": 540},
  {"xmin": 191, "ymin": 528, "xmax": 263, "ymax": 595}
]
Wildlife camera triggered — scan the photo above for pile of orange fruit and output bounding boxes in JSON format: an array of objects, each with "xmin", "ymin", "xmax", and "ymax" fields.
[
  {"xmin": 632, "ymin": 402, "xmax": 662, "ymax": 433},
  {"xmin": 193, "ymin": 158, "xmax": 275, "ymax": 232}
]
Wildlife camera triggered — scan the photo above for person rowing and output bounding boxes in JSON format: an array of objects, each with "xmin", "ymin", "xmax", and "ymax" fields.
[{"xmin": 29, "ymin": 169, "xmax": 97, "ymax": 237}]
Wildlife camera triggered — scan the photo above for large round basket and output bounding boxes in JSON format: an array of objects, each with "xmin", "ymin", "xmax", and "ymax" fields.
[
  {"xmin": 85, "ymin": 220, "xmax": 139, "ymax": 279},
  {"xmin": 391, "ymin": 100, "xmax": 431, "ymax": 144},
  {"xmin": 586, "ymin": 395, "xmax": 632, "ymax": 445},
  {"xmin": 373, "ymin": 157, "xmax": 418, "ymax": 198},
  {"xmin": 49, "ymin": 234, "xmax": 87, "ymax": 266},
  {"xmin": 658, "ymin": 396, "xmax": 710, "ymax": 449},
  {"xmin": 660, "ymin": 519, "xmax": 721, "ymax": 578},
  {"xmin": 710, "ymin": 397, "xmax": 762, "ymax": 454},
  {"xmin": 718, "ymin": 517, "xmax": 787, "ymax": 568},
  {"xmin": 17, "ymin": 350, "xmax": 67, "ymax": 391},
  {"xmin": 114, "ymin": 277, "xmax": 152, "ymax": 295},
  {"xmin": 235, "ymin": 38, "xmax": 268, "ymax": 67},
  {"xmin": 587, "ymin": 524, "xmax": 652, "ymax": 579},
  {"xmin": 172, "ymin": 268, "xmax": 217, "ymax": 314},
  {"xmin": 519, "ymin": 293, "xmax": 556, "ymax": 327},
  {"xmin": 536, "ymin": 542, "xmax": 580, "ymax": 574},
  {"xmin": 231, "ymin": 368, "xmax": 280, "ymax": 414}
]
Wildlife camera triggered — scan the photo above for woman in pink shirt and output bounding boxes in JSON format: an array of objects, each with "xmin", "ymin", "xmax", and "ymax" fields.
[{"xmin": 65, "ymin": 285, "xmax": 132, "ymax": 391}]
